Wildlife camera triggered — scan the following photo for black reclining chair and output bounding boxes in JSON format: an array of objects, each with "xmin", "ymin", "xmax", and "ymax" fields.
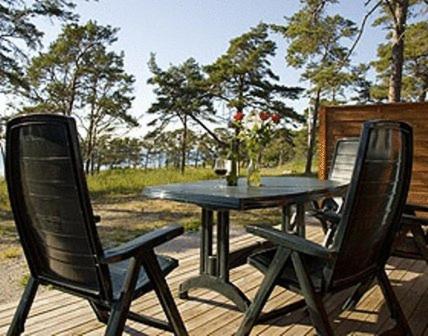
[
  {"xmin": 236, "ymin": 121, "xmax": 414, "ymax": 336},
  {"xmin": 310, "ymin": 138, "xmax": 359, "ymax": 245},
  {"xmin": 5, "ymin": 114, "xmax": 188, "ymax": 336}
]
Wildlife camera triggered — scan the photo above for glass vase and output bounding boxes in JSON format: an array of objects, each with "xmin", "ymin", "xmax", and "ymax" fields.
[{"xmin": 247, "ymin": 156, "xmax": 261, "ymax": 187}]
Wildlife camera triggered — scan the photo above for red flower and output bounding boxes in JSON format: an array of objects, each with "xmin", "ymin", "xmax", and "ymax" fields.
[
  {"xmin": 233, "ymin": 111, "xmax": 245, "ymax": 122},
  {"xmin": 259, "ymin": 111, "xmax": 270, "ymax": 121},
  {"xmin": 271, "ymin": 114, "xmax": 281, "ymax": 123}
]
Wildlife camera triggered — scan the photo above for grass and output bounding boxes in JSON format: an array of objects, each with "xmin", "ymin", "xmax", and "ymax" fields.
[
  {"xmin": 0, "ymin": 246, "xmax": 21, "ymax": 260},
  {"xmin": 182, "ymin": 218, "xmax": 202, "ymax": 232},
  {"xmin": 262, "ymin": 157, "xmax": 318, "ymax": 176},
  {"xmin": 19, "ymin": 274, "xmax": 30, "ymax": 287},
  {"xmin": 88, "ymin": 167, "xmax": 216, "ymax": 199},
  {"xmin": 0, "ymin": 180, "xmax": 10, "ymax": 212}
]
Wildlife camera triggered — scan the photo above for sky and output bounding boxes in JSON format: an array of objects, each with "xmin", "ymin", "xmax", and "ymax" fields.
[{"xmin": 2, "ymin": 0, "xmax": 388, "ymax": 137}]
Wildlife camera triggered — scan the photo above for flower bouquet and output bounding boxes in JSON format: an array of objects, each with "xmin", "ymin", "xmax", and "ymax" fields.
[{"xmin": 232, "ymin": 110, "xmax": 281, "ymax": 187}]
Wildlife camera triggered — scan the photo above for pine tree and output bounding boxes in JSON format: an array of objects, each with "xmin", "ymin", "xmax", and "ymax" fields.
[
  {"xmin": 147, "ymin": 55, "xmax": 216, "ymax": 173},
  {"xmin": 20, "ymin": 21, "xmax": 137, "ymax": 173},
  {"xmin": 205, "ymin": 23, "xmax": 303, "ymax": 123},
  {"xmin": 372, "ymin": 21, "xmax": 427, "ymax": 102},
  {"xmin": 273, "ymin": 0, "xmax": 357, "ymax": 173},
  {"xmin": 0, "ymin": 0, "xmax": 78, "ymax": 93}
]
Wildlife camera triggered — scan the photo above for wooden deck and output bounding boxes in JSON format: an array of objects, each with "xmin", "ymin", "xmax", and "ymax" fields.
[{"xmin": 0, "ymin": 225, "xmax": 427, "ymax": 335}]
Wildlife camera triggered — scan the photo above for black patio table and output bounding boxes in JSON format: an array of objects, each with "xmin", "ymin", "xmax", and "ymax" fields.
[{"xmin": 143, "ymin": 176, "xmax": 348, "ymax": 312}]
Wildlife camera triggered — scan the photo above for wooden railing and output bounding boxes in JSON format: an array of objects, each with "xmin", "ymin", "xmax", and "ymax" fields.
[{"xmin": 319, "ymin": 102, "xmax": 428, "ymax": 205}]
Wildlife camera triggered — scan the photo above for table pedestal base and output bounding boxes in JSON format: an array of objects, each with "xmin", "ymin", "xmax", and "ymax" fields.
[{"xmin": 179, "ymin": 275, "xmax": 250, "ymax": 312}]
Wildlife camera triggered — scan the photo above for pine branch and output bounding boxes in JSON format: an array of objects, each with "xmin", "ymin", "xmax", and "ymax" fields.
[{"xmin": 344, "ymin": 0, "xmax": 383, "ymax": 63}]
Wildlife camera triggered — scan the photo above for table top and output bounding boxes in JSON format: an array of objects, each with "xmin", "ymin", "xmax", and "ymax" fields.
[{"xmin": 143, "ymin": 176, "xmax": 348, "ymax": 210}]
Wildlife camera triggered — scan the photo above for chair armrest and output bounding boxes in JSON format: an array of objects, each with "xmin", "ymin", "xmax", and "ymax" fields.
[
  {"xmin": 401, "ymin": 214, "xmax": 428, "ymax": 227},
  {"xmin": 246, "ymin": 225, "xmax": 335, "ymax": 260},
  {"xmin": 101, "ymin": 225, "xmax": 184, "ymax": 263},
  {"xmin": 404, "ymin": 203, "xmax": 428, "ymax": 214},
  {"xmin": 312, "ymin": 210, "xmax": 341, "ymax": 225}
]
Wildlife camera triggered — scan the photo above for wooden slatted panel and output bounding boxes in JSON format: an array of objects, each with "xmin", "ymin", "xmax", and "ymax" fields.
[
  {"xmin": 319, "ymin": 102, "xmax": 428, "ymax": 205},
  {"xmin": 0, "ymin": 225, "xmax": 427, "ymax": 335}
]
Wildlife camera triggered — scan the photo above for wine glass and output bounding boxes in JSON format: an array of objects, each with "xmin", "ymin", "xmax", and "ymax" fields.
[{"xmin": 214, "ymin": 158, "xmax": 228, "ymax": 177}]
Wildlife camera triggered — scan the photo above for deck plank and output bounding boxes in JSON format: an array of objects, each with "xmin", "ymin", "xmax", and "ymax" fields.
[{"xmin": 0, "ymin": 225, "xmax": 426, "ymax": 335}]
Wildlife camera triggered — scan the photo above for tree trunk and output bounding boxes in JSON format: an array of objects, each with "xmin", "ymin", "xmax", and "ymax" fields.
[
  {"xmin": 66, "ymin": 72, "xmax": 78, "ymax": 116},
  {"xmin": 0, "ymin": 142, "xmax": 5, "ymax": 165},
  {"xmin": 194, "ymin": 150, "xmax": 199, "ymax": 168},
  {"xmin": 180, "ymin": 115, "xmax": 188, "ymax": 174},
  {"xmin": 278, "ymin": 153, "xmax": 283, "ymax": 167},
  {"xmin": 388, "ymin": 0, "xmax": 409, "ymax": 102},
  {"xmin": 90, "ymin": 151, "xmax": 96, "ymax": 174},
  {"xmin": 85, "ymin": 77, "xmax": 99, "ymax": 174},
  {"xmin": 305, "ymin": 88, "xmax": 321, "ymax": 174},
  {"xmin": 85, "ymin": 118, "xmax": 95, "ymax": 174},
  {"xmin": 144, "ymin": 150, "xmax": 150, "ymax": 169}
]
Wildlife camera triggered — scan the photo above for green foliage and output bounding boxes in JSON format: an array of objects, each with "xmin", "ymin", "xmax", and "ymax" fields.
[
  {"xmin": 371, "ymin": 21, "xmax": 428, "ymax": 102},
  {"xmin": 349, "ymin": 64, "xmax": 374, "ymax": 104},
  {"xmin": 273, "ymin": 0, "xmax": 356, "ymax": 174},
  {"xmin": 261, "ymin": 128, "xmax": 294, "ymax": 167},
  {"xmin": 147, "ymin": 55, "xmax": 216, "ymax": 173},
  {"xmin": 371, "ymin": 0, "xmax": 425, "ymax": 29},
  {"xmin": 273, "ymin": 1, "xmax": 357, "ymax": 100},
  {"xmin": 370, "ymin": 0, "xmax": 427, "ymax": 101},
  {"xmin": 87, "ymin": 167, "xmax": 216, "ymax": 198},
  {"xmin": 23, "ymin": 21, "xmax": 136, "ymax": 114},
  {"xmin": 0, "ymin": 0, "xmax": 77, "ymax": 93},
  {"xmin": 96, "ymin": 137, "xmax": 143, "ymax": 170},
  {"xmin": 19, "ymin": 21, "xmax": 137, "ymax": 173},
  {"xmin": 205, "ymin": 23, "xmax": 304, "ymax": 123}
]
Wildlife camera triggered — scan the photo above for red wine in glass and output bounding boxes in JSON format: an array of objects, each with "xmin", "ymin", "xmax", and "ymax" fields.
[
  {"xmin": 214, "ymin": 158, "xmax": 228, "ymax": 177},
  {"xmin": 214, "ymin": 168, "xmax": 228, "ymax": 176}
]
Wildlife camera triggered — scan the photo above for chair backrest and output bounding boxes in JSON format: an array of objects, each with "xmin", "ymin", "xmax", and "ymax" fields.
[
  {"xmin": 329, "ymin": 138, "xmax": 359, "ymax": 184},
  {"xmin": 6, "ymin": 114, "xmax": 111, "ymax": 300},
  {"xmin": 326, "ymin": 121, "xmax": 413, "ymax": 290}
]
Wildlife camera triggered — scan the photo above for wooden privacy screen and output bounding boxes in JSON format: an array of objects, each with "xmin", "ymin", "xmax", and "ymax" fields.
[{"xmin": 319, "ymin": 102, "xmax": 428, "ymax": 205}]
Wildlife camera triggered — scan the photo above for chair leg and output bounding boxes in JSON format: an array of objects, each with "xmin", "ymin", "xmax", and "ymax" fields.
[
  {"xmin": 105, "ymin": 257, "xmax": 140, "ymax": 336},
  {"xmin": 7, "ymin": 276, "xmax": 39, "ymax": 336},
  {"xmin": 342, "ymin": 277, "xmax": 374, "ymax": 310},
  {"xmin": 89, "ymin": 301, "xmax": 110, "ymax": 324},
  {"xmin": 410, "ymin": 225, "xmax": 428, "ymax": 264},
  {"xmin": 319, "ymin": 218, "xmax": 329, "ymax": 235},
  {"xmin": 142, "ymin": 250, "xmax": 188, "ymax": 336},
  {"xmin": 236, "ymin": 248, "xmax": 291, "ymax": 336},
  {"xmin": 377, "ymin": 270, "xmax": 413, "ymax": 336},
  {"xmin": 322, "ymin": 227, "xmax": 335, "ymax": 247},
  {"xmin": 292, "ymin": 253, "xmax": 334, "ymax": 336},
  {"xmin": 143, "ymin": 251, "xmax": 188, "ymax": 336}
]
